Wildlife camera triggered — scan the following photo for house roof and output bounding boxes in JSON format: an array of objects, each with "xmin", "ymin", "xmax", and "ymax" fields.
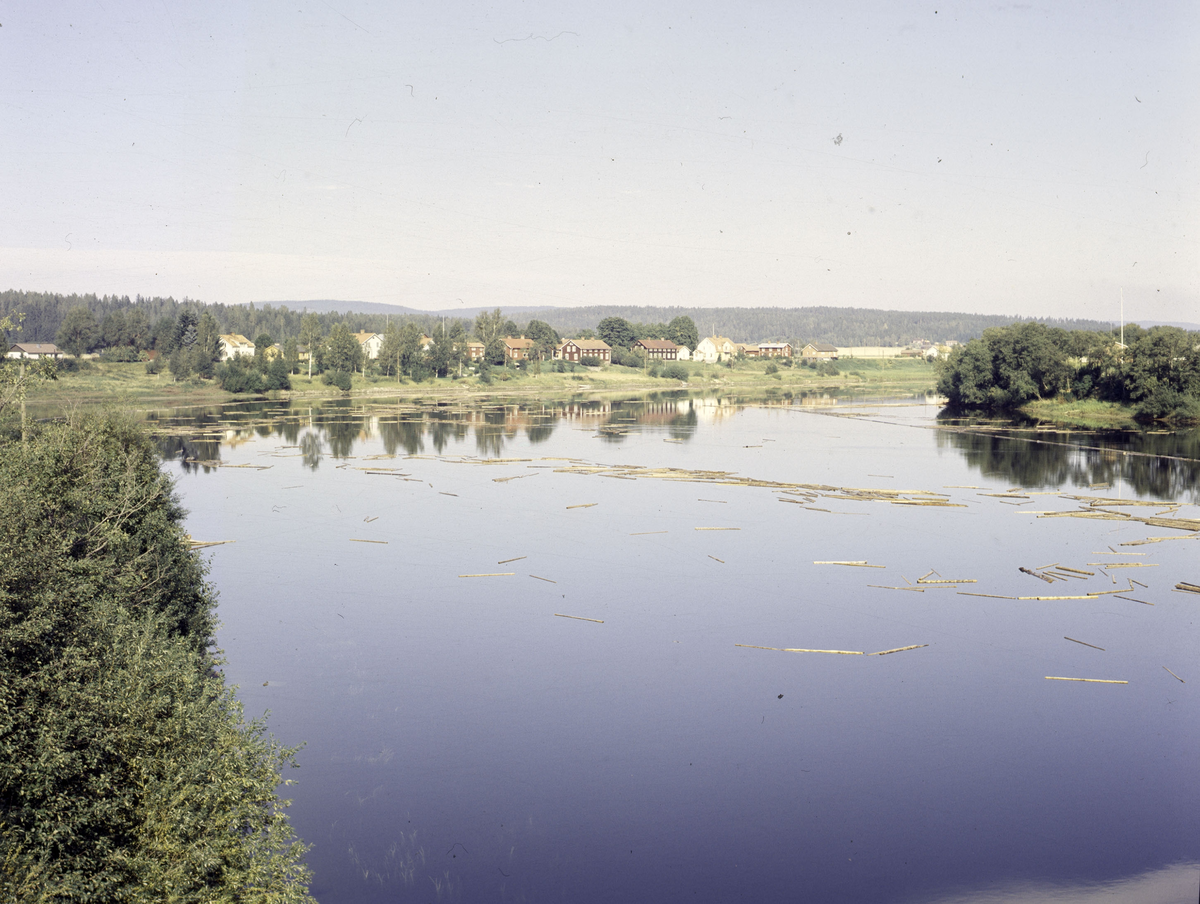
[
  {"xmin": 353, "ymin": 331, "xmax": 382, "ymax": 343},
  {"xmin": 805, "ymin": 342, "xmax": 838, "ymax": 353},
  {"xmin": 759, "ymin": 342, "xmax": 792, "ymax": 349},
  {"xmin": 219, "ymin": 334, "xmax": 254, "ymax": 347},
  {"xmin": 565, "ymin": 338, "xmax": 612, "ymax": 351},
  {"xmin": 465, "ymin": 340, "xmax": 485, "ymax": 348},
  {"xmin": 634, "ymin": 338, "xmax": 678, "ymax": 350},
  {"xmin": 700, "ymin": 336, "xmax": 734, "ymax": 347},
  {"xmin": 8, "ymin": 342, "xmax": 60, "ymax": 354},
  {"xmin": 504, "ymin": 336, "xmax": 537, "ymax": 349}
]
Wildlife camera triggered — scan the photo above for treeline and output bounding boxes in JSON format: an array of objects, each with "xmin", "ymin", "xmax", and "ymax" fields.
[
  {"xmin": 0, "ymin": 408, "xmax": 314, "ymax": 900},
  {"xmin": 504, "ymin": 305, "xmax": 1113, "ymax": 346},
  {"xmin": 937, "ymin": 322, "xmax": 1200, "ymax": 420},
  {"xmin": 2, "ymin": 290, "xmax": 1117, "ymax": 351}
]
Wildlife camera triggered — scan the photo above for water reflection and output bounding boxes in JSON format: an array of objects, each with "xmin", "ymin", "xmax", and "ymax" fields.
[
  {"xmin": 935, "ymin": 416, "xmax": 1200, "ymax": 502},
  {"xmin": 147, "ymin": 394, "xmax": 719, "ymax": 466},
  {"xmin": 143, "ymin": 393, "xmax": 1199, "ymax": 501}
]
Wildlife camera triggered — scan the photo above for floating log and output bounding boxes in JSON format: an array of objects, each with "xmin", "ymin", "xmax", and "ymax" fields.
[
  {"xmin": 1044, "ymin": 677, "xmax": 1128, "ymax": 684},
  {"xmin": 459, "ymin": 572, "xmax": 514, "ymax": 577},
  {"xmin": 708, "ymin": 555, "xmax": 725, "ymax": 563},
  {"xmin": 871, "ymin": 644, "xmax": 928, "ymax": 656},
  {"xmin": 1114, "ymin": 595, "xmax": 1154, "ymax": 606},
  {"xmin": 529, "ymin": 575, "xmax": 557, "ymax": 583},
  {"xmin": 497, "ymin": 556, "xmax": 526, "ymax": 564},
  {"xmin": 815, "ymin": 560, "xmax": 884, "ymax": 568},
  {"xmin": 629, "ymin": 531, "xmax": 668, "ymax": 536},
  {"xmin": 696, "ymin": 527, "xmax": 740, "ymax": 531},
  {"xmin": 917, "ymin": 578, "xmax": 976, "ymax": 584},
  {"xmin": 1175, "ymin": 582, "xmax": 1200, "ymax": 594},
  {"xmin": 1056, "ymin": 566, "xmax": 1095, "ymax": 576},
  {"xmin": 1163, "ymin": 666, "xmax": 1185, "ymax": 683},
  {"xmin": 349, "ymin": 539, "xmax": 388, "ymax": 544},
  {"xmin": 783, "ymin": 648, "xmax": 864, "ymax": 655},
  {"xmin": 1090, "ymin": 562, "xmax": 1158, "ymax": 568},
  {"xmin": 363, "ymin": 516, "xmax": 378, "ymax": 523},
  {"xmin": 190, "ymin": 540, "xmax": 235, "ymax": 549},
  {"xmin": 1064, "ymin": 636, "xmax": 1105, "ymax": 651},
  {"xmin": 566, "ymin": 503, "xmax": 598, "ymax": 509},
  {"xmin": 958, "ymin": 592, "xmax": 1017, "ymax": 599},
  {"xmin": 1018, "ymin": 594, "xmax": 1107, "ymax": 600},
  {"xmin": 1020, "ymin": 567, "xmax": 1054, "ymax": 584},
  {"xmin": 555, "ymin": 613, "xmax": 603, "ymax": 623},
  {"xmin": 869, "ymin": 585, "xmax": 925, "ymax": 592}
]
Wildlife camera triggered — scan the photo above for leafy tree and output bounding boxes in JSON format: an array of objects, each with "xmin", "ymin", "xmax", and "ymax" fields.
[
  {"xmin": 124, "ymin": 308, "xmax": 151, "ymax": 350},
  {"xmin": 299, "ymin": 314, "xmax": 323, "ymax": 379},
  {"xmin": 598, "ymin": 316, "xmax": 635, "ymax": 349},
  {"xmin": 0, "ymin": 314, "xmax": 56, "ymax": 434},
  {"xmin": 100, "ymin": 310, "xmax": 128, "ymax": 348},
  {"xmin": 667, "ymin": 315, "xmax": 699, "ymax": 351},
  {"xmin": 322, "ymin": 323, "xmax": 363, "ymax": 375},
  {"xmin": 525, "ymin": 319, "xmax": 559, "ymax": 361},
  {"xmin": 474, "ymin": 308, "xmax": 506, "ymax": 345},
  {"xmin": 55, "ymin": 306, "xmax": 99, "ymax": 357},
  {"xmin": 284, "ymin": 337, "xmax": 299, "ymax": 374},
  {"xmin": 0, "ymin": 413, "xmax": 313, "ymax": 902}
]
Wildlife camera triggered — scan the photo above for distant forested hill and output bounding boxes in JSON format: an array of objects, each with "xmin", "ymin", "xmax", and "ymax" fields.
[
  {"xmin": 2, "ymin": 289, "xmax": 1114, "ymax": 349},
  {"xmin": 502, "ymin": 305, "xmax": 1113, "ymax": 346}
]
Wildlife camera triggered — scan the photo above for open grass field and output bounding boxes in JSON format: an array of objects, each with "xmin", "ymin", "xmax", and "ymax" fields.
[{"xmin": 23, "ymin": 357, "xmax": 939, "ymax": 414}]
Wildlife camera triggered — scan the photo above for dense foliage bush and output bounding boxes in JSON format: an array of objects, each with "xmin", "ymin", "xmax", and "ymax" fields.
[
  {"xmin": 322, "ymin": 369, "xmax": 353, "ymax": 391},
  {"xmin": 0, "ymin": 414, "xmax": 313, "ymax": 902},
  {"xmin": 661, "ymin": 363, "xmax": 689, "ymax": 381},
  {"xmin": 580, "ymin": 356, "xmax": 601, "ymax": 367},
  {"xmin": 937, "ymin": 322, "xmax": 1200, "ymax": 419},
  {"xmin": 98, "ymin": 345, "xmax": 142, "ymax": 362}
]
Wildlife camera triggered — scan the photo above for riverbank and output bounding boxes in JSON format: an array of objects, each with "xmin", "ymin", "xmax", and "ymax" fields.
[
  {"xmin": 1020, "ymin": 397, "xmax": 1200, "ymax": 429},
  {"xmin": 25, "ymin": 357, "xmax": 938, "ymax": 411}
]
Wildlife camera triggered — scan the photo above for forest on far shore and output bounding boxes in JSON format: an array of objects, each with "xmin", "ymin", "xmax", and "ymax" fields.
[{"xmin": 1, "ymin": 289, "xmax": 1116, "ymax": 350}]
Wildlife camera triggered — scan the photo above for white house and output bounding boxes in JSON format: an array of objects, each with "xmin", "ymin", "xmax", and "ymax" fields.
[
  {"xmin": 353, "ymin": 331, "xmax": 384, "ymax": 360},
  {"xmin": 693, "ymin": 336, "xmax": 737, "ymax": 363},
  {"xmin": 5, "ymin": 342, "xmax": 62, "ymax": 359},
  {"xmin": 218, "ymin": 334, "xmax": 255, "ymax": 361}
]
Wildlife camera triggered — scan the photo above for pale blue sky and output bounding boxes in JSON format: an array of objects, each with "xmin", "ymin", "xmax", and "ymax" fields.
[{"xmin": 1, "ymin": 1, "xmax": 1196, "ymax": 320}]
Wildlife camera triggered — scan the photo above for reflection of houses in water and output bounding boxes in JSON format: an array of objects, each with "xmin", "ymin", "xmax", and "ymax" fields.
[
  {"xmin": 691, "ymin": 396, "xmax": 739, "ymax": 424},
  {"xmin": 796, "ymin": 394, "xmax": 837, "ymax": 408}
]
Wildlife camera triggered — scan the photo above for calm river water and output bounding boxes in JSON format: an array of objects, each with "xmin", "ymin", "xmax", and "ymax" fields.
[{"xmin": 152, "ymin": 392, "xmax": 1199, "ymax": 903}]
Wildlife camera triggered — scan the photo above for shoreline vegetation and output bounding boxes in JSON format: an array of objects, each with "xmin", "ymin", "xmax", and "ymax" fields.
[
  {"xmin": 24, "ymin": 355, "xmax": 940, "ymax": 412},
  {"xmin": 0, "ymin": 377, "xmax": 315, "ymax": 897},
  {"xmin": 937, "ymin": 321, "xmax": 1200, "ymax": 426}
]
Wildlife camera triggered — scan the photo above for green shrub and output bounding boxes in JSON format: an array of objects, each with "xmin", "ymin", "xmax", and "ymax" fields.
[
  {"xmin": 321, "ymin": 370, "xmax": 353, "ymax": 392},
  {"xmin": 661, "ymin": 363, "xmax": 689, "ymax": 382},
  {"xmin": 765, "ymin": 363, "xmax": 778, "ymax": 375},
  {"xmin": 99, "ymin": 345, "xmax": 142, "ymax": 363},
  {"xmin": 580, "ymin": 356, "xmax": 601, "ymax": 367}
]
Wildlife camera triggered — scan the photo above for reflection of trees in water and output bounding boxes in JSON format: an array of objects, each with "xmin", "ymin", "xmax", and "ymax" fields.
[
  {"xmin": 936, "ymin": 425, "xmax": 1200, "ymax": 502},
  {"xmin": 526, "ymin": 419, "xmax": 555, "ymax": 444},
  {"xmin": 156, "ymin": 435, "xmax": 222, "ymax": 473},
  {"xmin": 378, "ymin": 418, "xmax": 424, "ymax": 456},
  {"xmin": 474, "ymin": 424, "xmax": 507, "ymax": 457},
  {"xmin": 323, "ymin": 416, "xmax": 365, "ymax": 459},
  {"xmin": 299, "ymin": 430, "xmax": 323, "ymax": 471}
]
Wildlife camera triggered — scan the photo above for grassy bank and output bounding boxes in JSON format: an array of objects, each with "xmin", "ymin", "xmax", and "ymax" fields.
[
  {"xmin": 24, "ymin": 357, "xmax": 938, "ymax": 411},
  {"xmin": 1019, "ymin": 398, "xmax": 1140, "ymax": 429}
]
